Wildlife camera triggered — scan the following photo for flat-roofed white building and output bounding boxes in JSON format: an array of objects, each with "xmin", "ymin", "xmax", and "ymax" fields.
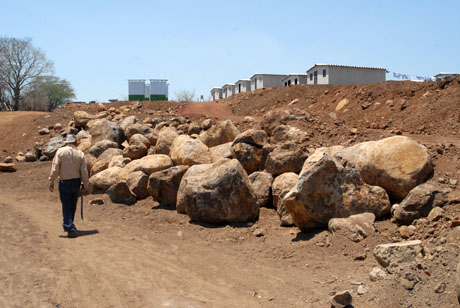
[
  {"xmin": 235, "ymin": 79, "xmax": 252, "ymax": 94},
  {"xmin": 434, "ymin": 72, "xmax": 459, "ymax": 81},
  {"xmin": 222, "ymin": 83, "xmax": 235, "ymax": 98},
  {"xmin": 250, "ymin": 74, "xmax": 287, "ymax": 91},
  {"xmin": 281, "ymin": 74, "xmax": 309, "ymax": 86},
  {"xmin": 306, "ymin": 64, "xmax": 386, "ymax": 85},
  {"xmin": 211, "ymin": 87, "xmax": 223, "ymax": 100}
]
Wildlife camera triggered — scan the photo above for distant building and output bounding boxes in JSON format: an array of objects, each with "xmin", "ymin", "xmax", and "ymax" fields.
[
  {"xmin": 434, "ymin": 72, "xmax": 460, "ymax": 81},
  {"xmin": 222, "ymin": 83, "xmax": 235, "ymax": 98},
  {"xmin": 128, "ymin": 79, "xmax": 168, "ymax": 101},
  {"xmin": 281, "ymin": 74, "xmax": 308, "ymax": 86},
  {"xmin": 211, "ymin": 87, "xmax": 223, "ymax": 100},
  {"xmin": 250, "ymin": 74, "xmax": 287, "ymax": 91},
  {"xmin": 306, "ymin": 64, "xmax": 386, "ymax": 85},
  {"xmin": 235, "ymin": 79, "xmax": 252, "ymax": 94}
]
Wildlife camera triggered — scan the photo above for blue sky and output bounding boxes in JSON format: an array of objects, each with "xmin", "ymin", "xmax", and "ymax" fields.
[{"xmin": 2, "ymin": 0, "xmax": 459, "ymax": 102}]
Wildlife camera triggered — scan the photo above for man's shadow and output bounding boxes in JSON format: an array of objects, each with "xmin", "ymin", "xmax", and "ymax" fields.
[{"xmin": 59, "ymin": 229, "xmax": 99, "ymax": 238}]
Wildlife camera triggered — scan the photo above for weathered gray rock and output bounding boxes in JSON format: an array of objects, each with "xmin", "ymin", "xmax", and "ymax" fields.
[
  {"xmin": 373, "ymin": 240, "xmax": 424, "ymax": 268},
  {"xmin": 24, "ymin": 152, "xmax": 37, "ymax": 162},
  {"xmin": 232, "ymin": 129, "xmax": 269, "ymax": 148},
  {"xmin": 4, "ymin": 156, "xmax": 13, "ymax": 163},
  {"xmin": 328, "ymin": 213, "xmax": 376, "ymax": 242},
  {"xmin": 427, "ymin": 206, "xmax": 445, "ymax": 222},
  {"xmin": 89, "ymin": 166, "xmax": 122, "ymax": 191},
  {"xmin": 107, "ymin": 181, "xmax": 136, "ymax": 205},
  {"xmin": 39, "ymin": 127, "xmax": 50, "ymax": 135},
  {"xmin": 210, "ymin": 142, "xmax": 233, "ymax": 161},
  {"xmin": 393, "ymin": 181, "xmax": 451, "ymax": 224},
  {"xmin": 43, "ymin": 137, "xmax": 65, "ymax": 158},
  {"xmin": 154, "ymin": 127, "xmax": 179, "ymax": 155},
  {"xmin": 301, "ymin": 146, "xmax": 344, "ymax": 173},
  {"xmin": 126, "ymin": 171, "xmax": 149, "ymax": 200},
  {"xmin": 118, "ymin": 154, "xmax": 173, "ymax": 180},
  {"xmin": 188, "ymin": 123, "xmax": 201, "ymax": 135},
  {"xmin": 169, "ymin": 135, "xmax": 213, "ymax": 166},
  {"xmin": 336, "ymin": 136, "xmax": 433, "ymax": 201},
  {"xmin": 148, "ymin": 165, "xmax": 189, "ymax": 208},
  {"xmin": 330, "ymin": 290, "xmax": 352, "ymax": 308},
  {"xmin": 369, "ymin": 267, "xmax": 387, "ymax": 282},
  {"xmin": 73, "ymin": 111, "xmax": 95, "ymax": 129},
  {"xmin": 176, "ymin": 159, "xmax": 259, "ymax": 223},
  {"xmin": 88, "ymin": 119, "xmax": 125, "ymax": 146},
  {"xmin": 248, "ymin": 171, "xmax": 273, "ymax": 208},
  {"xmin": 201, "ymin": 118, "xmax": 212, "ymax": 130},
  {"xmin": 0, "ymin": 163, "xmax": 16, "ymax": 172},
  {"xmin": 281, "ymin": 154, "xmax": 391, "ymax": 231},
  {"xmin": 199, "ymin": 119, "xmax": 240, "ymax": 147},
  {"xmin": 264, "ymin": 143, "xmax": 309, "ymax": 176},
  {"xmin": 272, "ymin": 172, "xmax": 298, "ymax": 226},
  {"xmin": 122, "ymin": 142, "xmax": 148, "ymax": 160},
  {"xmin": 89, "ymin": 140, "xmax": 119, "ymax": 158}
]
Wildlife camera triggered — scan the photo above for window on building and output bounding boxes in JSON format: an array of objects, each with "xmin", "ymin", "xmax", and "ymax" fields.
[
  {"xmin": 323, "ymin": 69, "xmax": 326, "ymax": 77},
  {"xmin": 288, "ymin": 80, "xmax": 291, "ymax": 85},
  {"xmin": 295, "ymin": 78, "xmax": 298, "ymax": 85},
  {"xmin": 284, "ymin": 82, "xmax": 287, "ymax": 86},
  {"xmin": 310, "ymin": 73, "xmax": 313, "ymax": 80}
]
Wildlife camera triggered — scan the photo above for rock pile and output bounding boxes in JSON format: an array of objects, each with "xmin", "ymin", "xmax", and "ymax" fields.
[{"xmin": 30, "ymin": 105, "xmax": 444, "ymax": 231}]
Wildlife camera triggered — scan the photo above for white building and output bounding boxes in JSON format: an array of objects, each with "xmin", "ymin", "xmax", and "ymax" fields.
[
  {"xmin": 222, "ymin": 83, "xmax": 235, "ymax": 98},
  {"xmin": 434, "ymin": 72, "xmax": 459, "ymax": 81},
  {"xmin": 235, "ymin": 79, "xmax": 252, "ymax": 94},
  {"xmin": 306, "ymin": 64, "xmax": 386, "ymax": 85},
  {"xmin": 250, "ymin": 74, "xmax": 287, "ymax": 91},
  {"xmin": 211, "ymin": 87, "xmax": 223, "ymax": 100},
  {"xmin": 281, "ymin": 74, "xmax": 309, "ymax": 86},
  {"xmin": 128, "ymin": 79, "xmax": 168, "ymax": 101}
]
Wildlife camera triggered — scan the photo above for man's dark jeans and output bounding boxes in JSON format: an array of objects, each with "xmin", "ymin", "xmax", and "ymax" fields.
[{"xmin": 59, "ymin": 178, "xmax": 81, "ymax": 232}]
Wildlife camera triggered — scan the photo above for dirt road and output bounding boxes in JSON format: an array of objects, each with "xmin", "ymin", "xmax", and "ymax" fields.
[{"xmin": 0, "ymin": 162, "xmax": 411, "ymax": 308}]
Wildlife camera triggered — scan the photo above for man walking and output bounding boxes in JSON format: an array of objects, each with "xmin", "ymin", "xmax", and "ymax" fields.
[{"xmin": 49, "ymin": 134, "xmax": 89, "ymax": 238}]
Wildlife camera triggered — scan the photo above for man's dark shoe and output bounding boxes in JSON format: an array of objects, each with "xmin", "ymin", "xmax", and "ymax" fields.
[{"xmin": 67, "ymin": 230, "xmax": 78, "ymax": 238}]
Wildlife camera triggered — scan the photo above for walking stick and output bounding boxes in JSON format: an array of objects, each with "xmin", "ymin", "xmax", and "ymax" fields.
[{"xmin": 80, "ymin": 184, "xmax": 84, "ymax": 221}]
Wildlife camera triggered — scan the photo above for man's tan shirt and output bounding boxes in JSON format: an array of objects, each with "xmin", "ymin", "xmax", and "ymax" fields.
[{"xmin": 49, "ymin": 145, "xmax": 89, "ymax": 189}]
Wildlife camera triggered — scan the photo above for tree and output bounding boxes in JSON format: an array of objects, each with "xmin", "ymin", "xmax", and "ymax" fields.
[
  {"xmin": 23, "ymin": 76, "xmax": 75, "ymax": 111},
  {"xmin": 0, "ymin": 37, "xmax": 53, "ymax": 110},
  {"xmin": 174, "ymin": 89, "xmax": 196, "ymax": 102}
]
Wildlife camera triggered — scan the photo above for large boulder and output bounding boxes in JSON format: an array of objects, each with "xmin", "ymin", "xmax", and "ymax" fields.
[
  {"xmin": 122, "ymin": 142, "xmax": 148, "ymax": 160},
  {"xmin": 281, "ymin": 154, "xmax": 391, "ymax": 231},
  {"xmin": 125, "ymin": 123, "xmax": 154, "ymax": 140},
  {"xmin": 272, "ymin": 172, "xmax": 298, "ymax": 226},
  {"xmin": 248, "ymin": 171, "xmax": 273, "ymax": 208},
  {"xmin": 118, "ymin": 154, "xmax": 173, "ymax": 180},
  {"xmin": 119, "ymin": 115, "xmax": 138, "ymax": 131},
  {"xmin": 88, "ymin": 119, "xmax": 125, "ymax": 146},
  {"xmin": 73, "ymin": 111, "xmax": 94, "ymax": 129},
  {"xmin": 107, "ymin": 181, "xmax": 136, "ymax": 205},
  {"xmin": 231, "ymin": 142, "xmax": 262, "ymax": 175},
  {"xmin": 89, "ymin": 140, "xmax": 118, "ymax": 158},
  {"xmin": 126, "ymin": 171, "xmax": 149, "ymax": 200},
  {"xmin": 392, "ymin": 181, "xmax": 451, "ymax": 224},
  {"xmin": 328, "ymin": 213, "xmax": 376, "ymax": 242},
  {"xmin": 264, "ymin": 143, "xmax": 309, "ymax": 176},
  {"xmin": 270, "ymin": 125, "xmax": 310, "ymax": 144},
  {"xmin": 89, "ymin": 166, "xmax": 122, "ymax": 191},
  {"xmin": 148, "ymin": 165, "xmax": 189, "ymax": 208},
  {"xmin": 91, "ymin": 148, "xmax": 124, "ymax": 175},
  {"xmin": 129, "ymin": 133, "xmax": 150, "ymax": 148},
  {"xmin": 108, "ymin": 155, "xmax": 131, "ymax": 168},
  {"xmin": 43, "ymin": 137, "xmax": 65, "ymax": 159},
  {"xmin": 176, "ymin": 159, "xmax": 259, "ymax": 224},
  {"xmin": 76, "ymin": 130, "xmax": 92, "ymax": 152},
  {"xmin": 199, "ymin": 119, "xmax": 240, "ymax": 147},
  {"xmin": 335, "ymin": 136, "xmax": 433, "ymax": 201},
  {"xmin": 209, "ymin": 142, "xmax": 233, "ymax": 161},
  {"xmin": 169, "ymin": 135, "xmax": 213, "ymax": 166},
  {"xmin": 232, "ymin": 129, "xmax": 269, "ymax": 148},
  {"xmin": 154, "ymin": 127, "xmax": 179, "ymax": 155}
]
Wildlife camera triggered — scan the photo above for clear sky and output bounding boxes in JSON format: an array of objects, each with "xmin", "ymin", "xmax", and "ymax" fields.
[{"xmin": 2, "ymin": 0, "xmax": 459, "ymax": 102}]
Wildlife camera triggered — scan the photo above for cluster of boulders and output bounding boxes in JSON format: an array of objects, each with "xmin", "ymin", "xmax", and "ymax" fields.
[{"xmin": 24, "ymin": 102, "xmax": 447, "ymax": 236}]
